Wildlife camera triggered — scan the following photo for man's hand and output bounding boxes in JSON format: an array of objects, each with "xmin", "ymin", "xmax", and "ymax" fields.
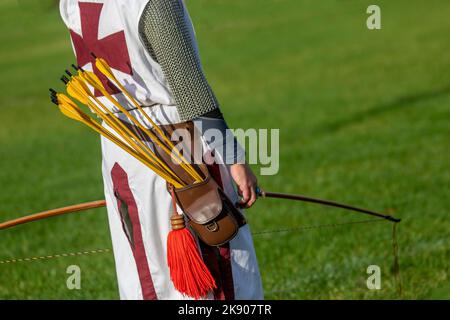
[{"xmin": 230, "ymin": 163, "xmax": 258, "ymax": 208}]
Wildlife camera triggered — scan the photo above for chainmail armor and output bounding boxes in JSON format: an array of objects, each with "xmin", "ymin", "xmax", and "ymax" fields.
[{"xmin": 138, "ymin": 0, "xmax": 220, "ymax": 121}]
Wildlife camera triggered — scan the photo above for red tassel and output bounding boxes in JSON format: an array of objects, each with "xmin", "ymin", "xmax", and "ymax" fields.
[{"xmin": 167, "ymin": 189, "xmax": 216, "ymax": 299}]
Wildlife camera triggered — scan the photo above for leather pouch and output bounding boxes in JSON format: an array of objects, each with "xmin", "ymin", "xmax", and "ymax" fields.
[{"xmin": 171, "ymin": 169, "xmax": 245, "ymax": 246}]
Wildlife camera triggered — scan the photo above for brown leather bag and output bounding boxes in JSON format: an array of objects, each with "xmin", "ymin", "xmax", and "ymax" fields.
[
  {"xmin": 120, "ymin": 118, "xmax": 246, "ymax": 246},
  {"xmin": 170, "ymin": 165, "xmax": 246, "ymax": 246}
]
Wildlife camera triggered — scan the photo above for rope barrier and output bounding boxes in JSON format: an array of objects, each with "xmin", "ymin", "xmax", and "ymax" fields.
[
  {"xmin": 0, "ymin": 219, "xmax": 384, "ymax": 264},
  {"xmin": 0, "ymin": 248, "xmax": 111, "ymax": 265},
  {"xmin": 0, "ymin": 218, "xmax": 401, "ymax": 297}
]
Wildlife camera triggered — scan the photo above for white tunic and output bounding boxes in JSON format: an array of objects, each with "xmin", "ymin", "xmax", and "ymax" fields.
[{"xmin": 59, "ymin": 0, "xmax": 263, "ymax": 300}]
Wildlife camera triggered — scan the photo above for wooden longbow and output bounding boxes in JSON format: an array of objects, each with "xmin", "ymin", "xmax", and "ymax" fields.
[{"xmin": 0, "ymin": 190, "xmax": 400, "ymax": 230}]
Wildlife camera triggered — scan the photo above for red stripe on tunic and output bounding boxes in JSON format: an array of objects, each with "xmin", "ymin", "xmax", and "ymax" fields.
[{"xmin": 111, "ymin": 163, "xmax": 157, "ymax": 300}]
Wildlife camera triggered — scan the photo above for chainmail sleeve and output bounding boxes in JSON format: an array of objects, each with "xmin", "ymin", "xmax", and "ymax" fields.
[{"xmin": 138, "ymin": 0, "xmax": 220, "ymax": 121}]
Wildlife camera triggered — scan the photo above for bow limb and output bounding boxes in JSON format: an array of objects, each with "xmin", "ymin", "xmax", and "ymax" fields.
[
  {"xmin": 257, "ymin": 189, "xmax": 401, "ymax": 223},
  {"xmin": 0, "ymin": 200, "xmax": 106, "ymax": 230}
]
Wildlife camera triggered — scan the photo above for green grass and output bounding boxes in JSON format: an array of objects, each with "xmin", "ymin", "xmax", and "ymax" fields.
[{"xmin": 0, "ymin": 0, "xmax": 449, "ymax": 299}]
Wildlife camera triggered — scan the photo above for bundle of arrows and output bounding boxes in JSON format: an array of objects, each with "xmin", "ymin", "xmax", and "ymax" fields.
[{"xmin": 50, "ymin": 57, "xmax": 202, "ymax": 189}]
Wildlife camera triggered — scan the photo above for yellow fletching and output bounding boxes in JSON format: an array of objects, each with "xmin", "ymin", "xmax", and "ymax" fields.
[
  {"xmin": 80, "ymin": 71, "xmax": 104, "ymax": 92},
  {"xmin": 95, "ymin": 58, "xmax": 116, "ymax": 81},
  {"xmin": 73, "ymin": 75, "xmax": 92, "ymax": 94},
  {"xmin": 67, "ymin": 83, "xmax": 89, "ymax": 105},
  {"xmin": 58, "ymin": 104, "xmax": 83, "ymax": 122},
  {"xmin": 57, "ymin": 94, "xmax": 89, "ymax": 122}
]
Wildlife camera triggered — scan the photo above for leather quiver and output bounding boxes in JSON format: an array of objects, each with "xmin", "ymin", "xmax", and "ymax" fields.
[{"xmin": 171, "ymin": 170, "xmax": 245, "ymax": 246}]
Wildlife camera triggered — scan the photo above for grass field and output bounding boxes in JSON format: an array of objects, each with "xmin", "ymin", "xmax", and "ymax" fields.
[{"xmin": 0, "ymin": 0, "xmax": 449, "ymax": 299}]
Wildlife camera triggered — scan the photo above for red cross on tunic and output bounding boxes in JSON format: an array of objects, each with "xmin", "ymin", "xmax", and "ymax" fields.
[{"xmin": 69, "ymin": 2, "xmax": 132, "ymax": 96}]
